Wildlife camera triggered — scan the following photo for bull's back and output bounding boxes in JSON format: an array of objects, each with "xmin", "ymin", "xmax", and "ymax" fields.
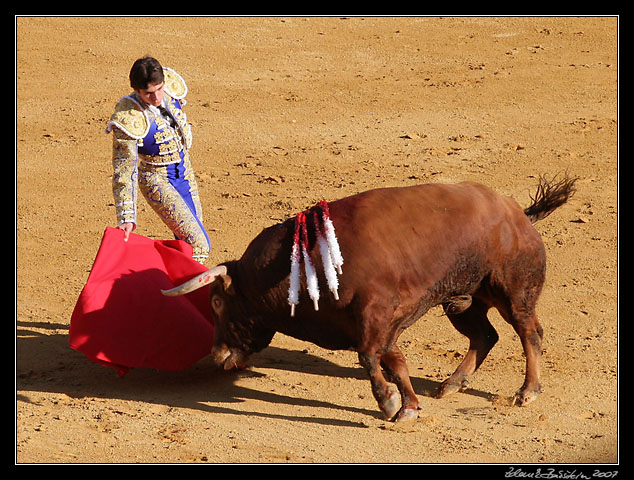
[
  {"xmin": 328, "ymin": 182, "xmax": 542, "ymax": 304},
  {"xmin": 332, "ymin": 182, "xmax": 517, "ymax": 225},
  {"xmin": 329, "ymin": 181, "xmax": 527, "ymax": 253}
]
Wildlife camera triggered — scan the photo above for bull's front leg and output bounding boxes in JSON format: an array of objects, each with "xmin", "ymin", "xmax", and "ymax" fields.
[
  {"xmin": 358, "ymin": 351, "xmax": 401, "ymax": 421},
  {"xmin": 380, "ymin": 346, "xmax": 421, "ymax": 421}
]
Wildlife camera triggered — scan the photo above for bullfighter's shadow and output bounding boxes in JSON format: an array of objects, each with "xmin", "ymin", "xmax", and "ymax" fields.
[
  {"xmin": 18, "ymin": 317, "xmax": 380, "ymax": 426},
  {"xmin": 16, "ymin": 266, "xmax": 371, "ymax": 426}
]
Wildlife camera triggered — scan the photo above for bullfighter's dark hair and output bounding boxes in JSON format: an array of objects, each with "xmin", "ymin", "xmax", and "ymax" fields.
[{"xmin": 129, "ymin": 56, "xmax": 164, "ymax": 90}]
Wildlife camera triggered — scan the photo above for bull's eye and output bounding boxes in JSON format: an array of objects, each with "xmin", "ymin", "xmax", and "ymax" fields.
[{"xmin": 211, "ymin": 295, "xmax": 224, "ymax": 313}]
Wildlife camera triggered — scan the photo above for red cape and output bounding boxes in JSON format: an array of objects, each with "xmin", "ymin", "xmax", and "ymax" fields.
[{"xmin": 69, "ymin": 227, "xmax": 215, "ymax": 376}]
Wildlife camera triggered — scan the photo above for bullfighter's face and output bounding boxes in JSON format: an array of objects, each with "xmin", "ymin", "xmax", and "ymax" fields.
[{"xmin": 135, "ymin": 81, "xmax": 165, "ymax": 107}]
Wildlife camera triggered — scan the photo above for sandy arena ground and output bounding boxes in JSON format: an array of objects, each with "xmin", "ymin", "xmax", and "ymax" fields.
[{"xmin": 16, "ymin": 16, "xmax": 618, "ymax": 465}]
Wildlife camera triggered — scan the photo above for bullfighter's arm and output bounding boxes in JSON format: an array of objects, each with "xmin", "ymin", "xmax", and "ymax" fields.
[{"xmin": 111, "ymin": 127, "xmax": 139, "ymax": 227}]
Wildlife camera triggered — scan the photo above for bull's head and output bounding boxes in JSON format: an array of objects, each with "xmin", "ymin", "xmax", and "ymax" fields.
[{"xmin": 162, "ymin": 265, "xmax": 272, "ymax": 370}]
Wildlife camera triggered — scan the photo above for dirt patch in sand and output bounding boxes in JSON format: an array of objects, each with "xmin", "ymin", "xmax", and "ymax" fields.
[{"xmin": 16, "ymin": 16, "xmax": 618, "ymax": 464}]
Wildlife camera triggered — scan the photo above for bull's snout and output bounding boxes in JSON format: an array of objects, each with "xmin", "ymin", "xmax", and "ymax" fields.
[
  {"xmin": 211, "ymin": 343, "xmax": 231, "ymax": 365},
  {"xmin": 211, "ymin": 344, "xmax": 250, "ymax": 371}
]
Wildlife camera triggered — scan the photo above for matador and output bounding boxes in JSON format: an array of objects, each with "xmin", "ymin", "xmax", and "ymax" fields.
[{"xmin": 105, "ymin": 59, "xmax": 210, "ymax": 263}]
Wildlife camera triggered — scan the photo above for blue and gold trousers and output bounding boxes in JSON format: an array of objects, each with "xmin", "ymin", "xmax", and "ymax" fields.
[{"xmin": 138, "ymin": 154, "xmax": 210, "ymax": 263}]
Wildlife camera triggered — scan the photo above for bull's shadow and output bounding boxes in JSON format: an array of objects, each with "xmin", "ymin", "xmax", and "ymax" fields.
[
  {"xmin": 255, "ymin": 345, "xmax": 496, "ymax": 403},
  {"xmin": 17, "ymin": 318, "xmax": 496, "ymax": 428}
]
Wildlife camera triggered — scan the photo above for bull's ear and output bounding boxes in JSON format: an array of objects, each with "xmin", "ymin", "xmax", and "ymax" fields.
[{"xmin": 219, "ymin": 274, "xmax": 234, "ymax": 294}]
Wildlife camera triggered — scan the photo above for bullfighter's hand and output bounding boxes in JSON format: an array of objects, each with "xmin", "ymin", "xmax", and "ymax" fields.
[{"xmin": 117, "ymin": 222, "xmax": 136, "ymax": 242}]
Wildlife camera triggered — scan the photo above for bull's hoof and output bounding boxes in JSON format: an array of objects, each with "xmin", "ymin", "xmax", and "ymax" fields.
[
  {"xmin": 443, "ymin": 295, "xmax": 472, "ymax": 315},
  {"xmin": 512, "ymin": 385, "xmax": 544, "ymax": 407},
  {"xmin": 379, "ymin": 386, "xmax": 401, "ymax": 420},
  {"xmin": 435, "ymin": 378, "xmax": 469, "ymax": 399},
  {"xmin": 394, "ymin": 405, "xmax": 421, "ymax": 422}
]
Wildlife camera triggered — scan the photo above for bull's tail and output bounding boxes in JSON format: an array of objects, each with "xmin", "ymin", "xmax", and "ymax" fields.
[{"xmin": 524, "ymin": 173, "xmax": 578, "ymax": 223}]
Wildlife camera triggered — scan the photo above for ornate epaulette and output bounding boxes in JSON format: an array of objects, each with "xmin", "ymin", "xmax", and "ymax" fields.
[
  {"xmin": 163, "ymin": 67, "xmax": 188, "ymax": 100},
  {"xmin": 105, "ymin": 96, "xmax": 149, "ymax": 139}
]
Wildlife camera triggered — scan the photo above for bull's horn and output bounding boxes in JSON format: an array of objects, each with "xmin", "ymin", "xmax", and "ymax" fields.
[{"xmin": 161, "ymin": 265, "xmax": 228, "ymax": 296}]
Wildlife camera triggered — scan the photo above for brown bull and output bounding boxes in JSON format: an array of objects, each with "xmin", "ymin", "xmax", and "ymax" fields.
[{"xmin": 163, "ymin": 175, "xmax": 576, "ymax": 422}]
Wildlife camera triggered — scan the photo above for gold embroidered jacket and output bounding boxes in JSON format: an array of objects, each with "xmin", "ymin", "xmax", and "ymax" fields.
[{"xmin": 105, "ymin": 67, "xmax": 193, "ymax": 225}]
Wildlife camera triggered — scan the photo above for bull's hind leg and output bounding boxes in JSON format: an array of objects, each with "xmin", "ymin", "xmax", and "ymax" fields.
[
  {"xmin": 436, "ymin": 298, "xmax": 499, "ymax": 399},
  {"xmin": 504, "ymin": 308, "xmax": 544, "ymax": 406},
  {"xmin": 492, "ymin": 275, "xmax": 545, "ymax": 406}
]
